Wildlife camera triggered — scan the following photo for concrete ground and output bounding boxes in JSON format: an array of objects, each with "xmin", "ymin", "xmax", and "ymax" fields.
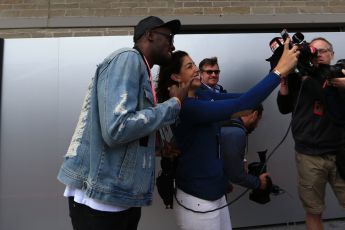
[{"xmin": 234, "ymin": 218, "xmax": 345, "ymax": 230}]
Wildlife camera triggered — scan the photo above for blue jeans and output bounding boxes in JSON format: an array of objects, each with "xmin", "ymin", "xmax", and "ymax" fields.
[{"xmin": 68, "ymin": 197, "xmax": 141, "ymax": 230}]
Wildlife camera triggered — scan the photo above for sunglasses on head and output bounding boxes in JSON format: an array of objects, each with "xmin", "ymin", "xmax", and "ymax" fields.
[
  {"xmin": 202, "ymin": 70, "xmax": 220, "ymax": 75},
  {"xmin": 151, "ymin": 30, "xmax": 174, "ymax": 44}
]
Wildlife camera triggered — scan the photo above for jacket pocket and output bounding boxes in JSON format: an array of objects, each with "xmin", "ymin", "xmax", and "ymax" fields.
[
  {"xmin": 133, "ymin": 146, "xmax": 155, "ymax": 195},
  {"xmin": 117, "ymin": 143, "xmax": 155, "ymax": 195}
]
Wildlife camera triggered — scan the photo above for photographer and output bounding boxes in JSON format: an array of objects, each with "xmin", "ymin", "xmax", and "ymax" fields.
[
  {"xmin": 277, "ymin": 37, "xmax": 345, "ymax": 230},
  {"xmin": 221, "ymin": 104, "xmax": 269, "ymax": 191}
]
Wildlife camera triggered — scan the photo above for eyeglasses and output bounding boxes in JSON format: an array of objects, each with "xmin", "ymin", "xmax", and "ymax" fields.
[
  {"xmin": 317, "ymin": 48, "xmax": 331, "ymax": 54},
  {"xmin": 151, "ymin": 31, "xmax": 174, "ymax": 44},
  {"xmin": 201, "ymin": 69, "xmax": 220, "ymax": 75}
]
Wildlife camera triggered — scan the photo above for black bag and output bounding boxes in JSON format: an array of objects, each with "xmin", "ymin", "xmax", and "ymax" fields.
[
  {"xmin": 336, "ymin": 148, "xmax": 345, "ymax": 180},
  {"xmin": 156, "ymin": 157, "xmax": 177, "ymax": 209}
]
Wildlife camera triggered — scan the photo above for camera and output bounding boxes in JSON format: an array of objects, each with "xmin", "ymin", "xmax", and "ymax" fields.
[
  {"xmin": 267, "ymin": 29, "xmax": 318, "ymax": 77},
  {"xmin": 248, "ymin": 150, "xmax": 281, "ymax": 204},
  {"xmin": 329, "ymin": 59, "xmax": 345, "ymax": 78},
  {"xmin": 318, "ymin": 59, "xmax": 345, "ymax": 80},
  {"xmin": 319, "ymin": 59, "xmax": 345, "ymax": 126}
]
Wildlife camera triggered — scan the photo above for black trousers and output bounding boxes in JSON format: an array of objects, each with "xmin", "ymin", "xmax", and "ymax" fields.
[{"xmin": 68, "ymin": 197, "xmax": 141, "ymax": 230}]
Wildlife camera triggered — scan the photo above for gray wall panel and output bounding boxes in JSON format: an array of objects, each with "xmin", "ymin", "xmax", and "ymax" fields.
[
  {"xmin": 1, "ymin": 32, "xmax": 345, "ymax": 230},
  {"xmin": 1, "ymin": 38, "xmax": 60, "ymax": 229}
]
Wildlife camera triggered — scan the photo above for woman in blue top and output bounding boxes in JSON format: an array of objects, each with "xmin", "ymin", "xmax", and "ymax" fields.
[{"xmin": 156, "ymin": 40, "xmax": 298, "ymax": 230}]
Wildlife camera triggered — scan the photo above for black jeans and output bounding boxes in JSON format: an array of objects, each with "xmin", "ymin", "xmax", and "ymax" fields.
[{"xmin": 68, "ymin": 197, "xmax": 141, "ymax": 230}]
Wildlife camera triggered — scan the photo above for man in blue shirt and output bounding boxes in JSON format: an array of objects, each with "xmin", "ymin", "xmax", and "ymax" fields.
[
  {"xmin": 221, "ymin": 104, "xmax": 269, "ymax": 191},
  {"xmin": 199, "ymin": 57, "xmax": 227, "ymax": 93}
]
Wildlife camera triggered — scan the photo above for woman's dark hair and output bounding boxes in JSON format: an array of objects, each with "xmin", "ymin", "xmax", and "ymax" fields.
[{"xmin": 156, "ymin": 50, "xmax": 189, "ymax": 102}]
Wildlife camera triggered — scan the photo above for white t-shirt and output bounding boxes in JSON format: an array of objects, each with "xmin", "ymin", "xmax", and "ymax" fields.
[{"xmin": 64, "ymin": 186, "xmax": 129, "ymax": 212}]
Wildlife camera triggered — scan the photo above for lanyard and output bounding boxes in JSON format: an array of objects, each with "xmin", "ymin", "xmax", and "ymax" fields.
[{"xmin": 142, "ymin": 56, "xmax": 157, "ymax": 106}]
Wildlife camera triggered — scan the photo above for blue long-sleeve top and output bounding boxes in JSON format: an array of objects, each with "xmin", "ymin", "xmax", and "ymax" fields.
[
  {"xmin": 173, "ymin": 72, "xmax": 280, "ymax": 201},
  {"xmin": 221, "ymin": 118, "xmax": 260, "ymax": 189}
]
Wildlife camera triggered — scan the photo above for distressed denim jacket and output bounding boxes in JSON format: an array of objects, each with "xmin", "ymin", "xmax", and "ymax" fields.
[{"xmin": 57, "ymin": 48, "xmax": 180, "ymax": 207}]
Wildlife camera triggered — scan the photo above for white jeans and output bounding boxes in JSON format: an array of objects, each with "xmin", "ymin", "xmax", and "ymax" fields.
[{"xmin": 174, "ymin": 188, "xmax": 232, "ymax": 230}]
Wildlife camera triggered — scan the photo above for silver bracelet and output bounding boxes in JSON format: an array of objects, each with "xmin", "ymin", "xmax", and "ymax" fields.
[{"xmin": 272, "ymin": 69, "xmax": 282, "ymax": 78}]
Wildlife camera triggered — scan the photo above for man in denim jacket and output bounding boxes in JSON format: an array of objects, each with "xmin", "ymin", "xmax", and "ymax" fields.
[{"xmin": 57, "ymin": 16, "xmax": 187, "ymax": 230}]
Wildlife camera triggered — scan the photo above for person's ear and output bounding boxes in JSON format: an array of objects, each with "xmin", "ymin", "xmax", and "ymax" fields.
[
  {"xmin": 146, "ymin": 31, "xmax": 154, "ymax": 42},
  {"xmin": 250, "ymin": 111, "xmax": 258, "ymax": 121},
  {"xmin": 170, "ymin": 73, "xmax": 181, "ymax": 83},
  {"xmin": 330, "ymin": 50, "xmax": 335, "ymax": 60}
]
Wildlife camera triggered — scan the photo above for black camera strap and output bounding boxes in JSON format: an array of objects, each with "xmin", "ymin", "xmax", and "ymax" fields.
[
  {"xmin": 224, "ymin": 119, "xmax": 249, "ymax": 158},
  {"xmin": 174, "ymin": 188, "xmax": 249, "ymax": 214}
]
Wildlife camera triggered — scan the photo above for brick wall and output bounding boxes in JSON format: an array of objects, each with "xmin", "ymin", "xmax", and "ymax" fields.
[{"xmin": 0, "ymin": 0, "xmax": 345, "ymax": 38}]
